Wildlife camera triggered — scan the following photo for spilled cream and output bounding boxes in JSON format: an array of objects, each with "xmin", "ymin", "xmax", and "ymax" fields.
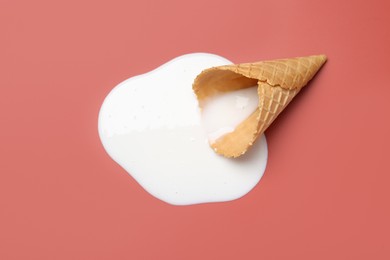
[{"xmin": 98, "ymin": 53, "xmax": 267, "ymax": 205}]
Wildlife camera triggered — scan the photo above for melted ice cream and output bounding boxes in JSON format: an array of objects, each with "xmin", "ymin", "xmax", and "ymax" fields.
[
  {"xmin": 98, "ymin": 53, "xmax": 268, "ymax": 205},
  {"xmin": 201, "ymin": 86, "xmax": 259, "ymax": 143}
]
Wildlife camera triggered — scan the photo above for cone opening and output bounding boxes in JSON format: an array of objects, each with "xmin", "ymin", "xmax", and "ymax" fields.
[
  {"xmin": 194, "ymin": 69, "xmax": 258, "ymax": 102},
  {"xmin": 193, "ymin": 69, "xmax": 262, "ymax": 157}
]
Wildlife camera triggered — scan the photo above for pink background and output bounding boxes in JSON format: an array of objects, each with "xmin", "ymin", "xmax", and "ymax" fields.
[{"xmin": 1, "ymin": 0, "xmax": 389, "ymax": 259}]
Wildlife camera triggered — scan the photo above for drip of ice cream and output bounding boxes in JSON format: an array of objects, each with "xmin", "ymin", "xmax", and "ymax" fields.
[{"xmin": 98, "ymin": 53, "xmax": 268, "ymax": 205}]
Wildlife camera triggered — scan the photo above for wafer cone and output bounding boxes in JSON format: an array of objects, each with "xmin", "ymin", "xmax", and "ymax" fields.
[{"xmin": 193, "ymin": 55, "xmax": 327, "ymax": 158}]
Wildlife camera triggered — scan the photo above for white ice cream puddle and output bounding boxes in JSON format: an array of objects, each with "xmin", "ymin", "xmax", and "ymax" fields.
[{"xmin": 98, "ymin": 53, "xmax": 268, "ymax": 205}]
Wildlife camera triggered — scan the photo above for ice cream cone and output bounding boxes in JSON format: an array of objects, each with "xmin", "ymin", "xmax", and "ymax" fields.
[{"xmin": 193, "ymin": 55, "xmax": 327, "ymax": 158}]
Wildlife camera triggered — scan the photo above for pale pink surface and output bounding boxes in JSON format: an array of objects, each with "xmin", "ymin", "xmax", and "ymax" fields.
[{"xmin": 1, "ymin": 0, "xmax": 390, "ymax": 259}]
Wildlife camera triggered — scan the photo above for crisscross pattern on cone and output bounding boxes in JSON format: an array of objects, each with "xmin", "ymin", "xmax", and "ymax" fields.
[{"xmin": 193, "ymin": 55, "xmax": 327, "ymax": 158}]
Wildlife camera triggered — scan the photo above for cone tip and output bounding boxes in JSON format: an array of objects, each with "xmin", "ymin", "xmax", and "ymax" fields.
[{"xmin": 313, "ymin": 54, "xmax": 327, "ymax": 64}]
